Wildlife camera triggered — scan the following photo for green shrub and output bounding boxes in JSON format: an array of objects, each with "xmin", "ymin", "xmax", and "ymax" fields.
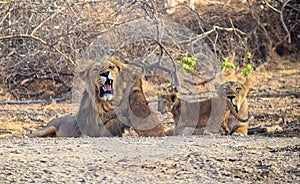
[
  {"xmin": 221, "ymin": 52, "xmax": 254, "ymax": 78},
  {"xmin": 241, "ymin": 64, "xmax": 254, "ymax": 77},
  {"xmin": 221, "ymin": 57, "xmax": 236, "ymax": 70},
  {"xmin": 246, "ymin": 52, "xmax": 252, "ymax": 59},
  {"xmin": 176, "ymin": 56, "xmax": 197, "ymax": 73}
]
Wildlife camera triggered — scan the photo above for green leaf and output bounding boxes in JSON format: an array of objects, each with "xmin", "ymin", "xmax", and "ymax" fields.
[
  {"xmin": 177, "ymin": 56, "xmax": 198, "ymax": 73},
  {"xmin": 182, "ymin": 56, "xmax": 189, "ymax": 62},
  {"xmin": 246, "ymin": 52, "xmax": 252, "ymax": 59},
  {"xmin": 176, "ymin": 60, "xmax": 183, "ymax": 65},
  {"xmin": 185, "ymin": 60, "xmax": 195, "ymax": 66},
  {"xmin": 223, "ymin": 57, "xmax": 229, "ymax": 63},
  {"xmin": 221, "ymin": 58, "xmax": 236, "ymax": 70},
  {"xmin": 182, "ymin": 56, "xmax": 197, "ymax": 66},
  {"xmin": 241, "ymin": 64, "xmax": 254, "ymax": 77},
  {"xmin": 183, "ymin": 64, "xmax": 195, "ymax": 73}
]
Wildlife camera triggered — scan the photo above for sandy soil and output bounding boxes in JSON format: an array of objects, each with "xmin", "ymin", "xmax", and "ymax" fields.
[
  {"xmin": 1, "ymin": 136, "xmax": 299, "ymax": 183},
  {"xmin": 0, "ymin": 61, "xmax": 299, "ymax": 183}
]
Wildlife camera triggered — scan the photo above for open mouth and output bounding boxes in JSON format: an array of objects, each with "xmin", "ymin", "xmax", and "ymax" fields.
[
  {"xmin": 99, "ymin": 79, "xmax": 113, "ymax": 100},
  {"xmin": 97, "ymin": 68, "xmax": 114, "ymax": 101},
  {"xmin": 227, "ymin": 95, "xmax": 238, "ymax": 113},
  {"xmin": 101, "ymin": 79, "xmax": 112, "ymax": 93}
]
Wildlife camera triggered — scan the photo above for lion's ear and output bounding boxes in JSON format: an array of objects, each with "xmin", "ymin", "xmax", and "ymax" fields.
[
  {"xmin": 78, "ymin": 69, "xmax": 88, "ymax": 81},
  {"xmin": 78, "ymin": 59, "xmax": 94, "ymax": 80},
  {"xmin": 170, "ymin": 92, "xmax": 179, "ymax": 102},
  {"xmin": 108, "ymin": 57, "xmax": 124, "ymax": 71}
]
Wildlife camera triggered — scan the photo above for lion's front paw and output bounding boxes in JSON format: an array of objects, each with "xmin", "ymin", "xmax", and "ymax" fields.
[{"xmin": 231, "ymin": 132, "xmax": 246, "ymax": 137}]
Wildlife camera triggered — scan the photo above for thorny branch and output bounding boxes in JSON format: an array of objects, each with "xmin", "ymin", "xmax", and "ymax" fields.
[
  {"xmin": 264, "ymin": 0, "xmax": 292, "ymax": 43},
  {"xmin": 0, "ymin": 2, "xmax": 78, "ymax": 65},
  {"xmin": 0, "ymin": 34, "xmax": 75, "ymax": 65},
  {"xmin": 0, "ymin": 0, "xmax": 298, "ymax": 100}
]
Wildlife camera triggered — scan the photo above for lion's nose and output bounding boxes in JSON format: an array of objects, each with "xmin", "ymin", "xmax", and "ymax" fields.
[
  {"xmin": 227, "ymin": 95, "xmax": 235, "ymax": 100},
  {"xmin": 100, "ymin": 71, "xmax": 110, "ymax": 77}
]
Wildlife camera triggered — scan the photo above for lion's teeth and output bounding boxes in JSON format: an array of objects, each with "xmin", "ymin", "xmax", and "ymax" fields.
[
  {"xmin": 103, "ymin": 83, "xmax": 111, "ymax": 91},
  {"xmin": 101, "ymin": 76, "xmax": 107, "ymax": 83},
  {"xmin": 232, "ymin": 100, "xmax": 236, "ymax": 105}
]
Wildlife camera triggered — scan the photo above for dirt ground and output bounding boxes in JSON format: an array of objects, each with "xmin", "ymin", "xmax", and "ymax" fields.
[
  {"xmin": 0, "ymin": 60, "xmax": 299, "ymax": 183},
  {"xmin": 1, "ymin": 136, "xmax": 299, "ymax": 183}
]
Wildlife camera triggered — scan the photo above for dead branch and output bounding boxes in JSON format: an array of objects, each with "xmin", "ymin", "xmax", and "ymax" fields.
[
  {"xmin": 0, "ymin": 34, "xmax": 75, "ymax": 65},
  {"xmin": 0, "ymin": 98, "xmax": 65, "ymax": 105},
  {"xmin": 146, "ymin": 37, "xmax": 181, "ymax": 89},
  {"xmin": 1, "ymin": 0, "xmax": 298, "ymax": 100},
  {"xmin": 264, "ymin": 0, "xmax": 292, "ymax": 43}
]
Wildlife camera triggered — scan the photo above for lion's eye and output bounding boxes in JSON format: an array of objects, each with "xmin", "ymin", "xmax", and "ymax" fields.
[
  {"xmin": 109, "ymin": 65, "xmax": 115, "ymax": 70},
  {"xmin": 236, "ymin": 87, "xmax": 242, "ymax": 92},
  {"xmin": 93, "ymin": 67, "xmax": 102, "ymax": 73}
]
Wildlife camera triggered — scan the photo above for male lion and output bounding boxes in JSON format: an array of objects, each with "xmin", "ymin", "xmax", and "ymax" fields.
[
  {"xmin": 158, "ymin": 81, "xmax": 251, "ymax": 136},
  {"xmin": 28, "ymin": 57, "xmax": 165, "ymax": 137}
]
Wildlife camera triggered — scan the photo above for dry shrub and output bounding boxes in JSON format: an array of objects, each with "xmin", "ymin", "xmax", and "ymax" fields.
[
  {"xmin": 0, "ymin": 0, "xmax": 145, "ymax": 100},
  {"xmin": 0, "ymin": 0, "xmax": 298, "ymax": 100},
  {"xmin": 167, "ymin": 0, "xmax": 299, "ymax": 64}
]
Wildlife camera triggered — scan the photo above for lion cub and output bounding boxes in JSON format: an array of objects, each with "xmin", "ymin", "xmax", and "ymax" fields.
[{"xmin": 158, "ymin": 81, "xmax": 251, "ymax": 136}]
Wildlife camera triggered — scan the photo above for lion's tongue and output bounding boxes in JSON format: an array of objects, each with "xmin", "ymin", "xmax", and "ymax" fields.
[{"xmin": 103, "ymin": 83, "xmax": 111, "ymax": 92}]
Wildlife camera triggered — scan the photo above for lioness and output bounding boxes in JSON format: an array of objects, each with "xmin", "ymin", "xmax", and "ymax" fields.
[
  {"xmin": 217, "ymin": 81, "xmax": 251, "ymax": 135},
  {"xmin": 28, "ymin": 57, "xmax": 165, "ymax": 137},
  {"xmin": 158, "ymin": 81, "xmax": 251, "ymax": 136}
]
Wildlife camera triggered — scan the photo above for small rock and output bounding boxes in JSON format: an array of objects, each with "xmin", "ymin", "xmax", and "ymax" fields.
[
  {"xmin": 40, "ymin": 159, "xmax": 47, "ymax": 163},
  {"xmin": 43, "ymin": 169, "xmax": 52, "ymax": 174},
  {"xmin": 11, "ymin": 150, "xmax": 21, "ymax": 154}
]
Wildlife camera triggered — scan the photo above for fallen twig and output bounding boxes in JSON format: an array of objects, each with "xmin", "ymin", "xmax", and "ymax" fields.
[{"xmin": 0, "ymin": 98, "xmax": 65, "ymax": 105}]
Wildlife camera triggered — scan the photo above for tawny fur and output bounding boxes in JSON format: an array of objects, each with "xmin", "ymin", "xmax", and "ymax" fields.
[
  {"xmin": 218, "ymin": 81, "xmax": 250, "ymax": 136},
  {"xmin": 128, "ymin": 79, "xmax": 166, "ymax": 136},
  {"xmin": 158, "ymin": 81, "xmax": 250, "ymax": 136}
]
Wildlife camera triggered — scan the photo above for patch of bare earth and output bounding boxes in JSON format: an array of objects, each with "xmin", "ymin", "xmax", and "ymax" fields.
[
  {"xmin": 0, "ymin": 136, "xmax": 299, "ymax": 183},
  {"xmin": 248, "ymin": 60, "xmax": 299, "ymax": 137}
]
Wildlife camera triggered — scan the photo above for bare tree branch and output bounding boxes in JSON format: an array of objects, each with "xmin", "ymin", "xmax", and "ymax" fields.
[
  {"xmin": 0, "ymin": 34, "xmax": 75, "ymax": 65},
  {"xmin": 264, "ymin": 0, "xmax": 292, "ymax": 43},
  {"xmin": 1, "ymin": 0, "xmax": 298, "ymax": 100}
]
